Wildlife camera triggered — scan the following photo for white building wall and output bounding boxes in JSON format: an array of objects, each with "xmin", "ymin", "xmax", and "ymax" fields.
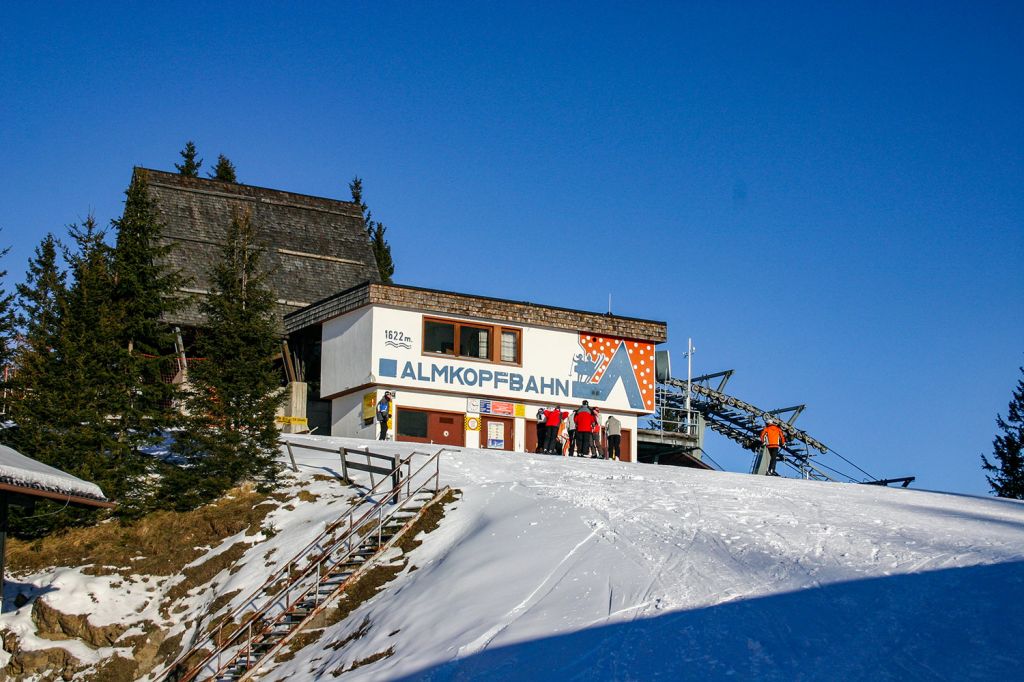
[
  {"xmin": 324, "ymin": 304, "xmax": 651, "ymax": 458},
  {"xmin": 321, "ymin": 307, "xmax": 374, "ymax": 399}
]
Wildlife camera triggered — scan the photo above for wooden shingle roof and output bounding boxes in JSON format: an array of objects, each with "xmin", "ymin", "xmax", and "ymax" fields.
[
  {"xmin": 285, "ymin": 282, "xmax": 669, "ymax": 343},
  {"xmin": 138, "ymin": 168, "xmax": 381, "ymax": 330}
]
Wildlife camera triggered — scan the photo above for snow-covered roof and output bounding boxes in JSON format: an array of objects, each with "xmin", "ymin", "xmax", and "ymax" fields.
[{"xmin": 0, "ymin": 444, "xmax": 110, "ymax": 506}]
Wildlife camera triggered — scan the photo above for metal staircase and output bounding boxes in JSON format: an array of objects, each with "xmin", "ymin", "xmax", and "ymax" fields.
[{"xmin": 154, "ymin": 444, "xmax": 447, "ymax": 682}]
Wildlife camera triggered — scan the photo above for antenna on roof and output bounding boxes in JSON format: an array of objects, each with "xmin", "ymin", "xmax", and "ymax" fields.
[{"xmin": 608, "ymin": 293, "xmax": 612, "ymax": 315}]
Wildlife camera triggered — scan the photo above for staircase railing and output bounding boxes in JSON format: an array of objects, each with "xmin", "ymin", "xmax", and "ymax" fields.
[{"xmin": 154, "ymin": 443, "xmax": 445, "ymax": 682}]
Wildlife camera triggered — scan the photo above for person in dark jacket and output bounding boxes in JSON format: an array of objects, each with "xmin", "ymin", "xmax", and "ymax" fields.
[
  {"xmin": 566, "ymin": 411, "xmax": 577, "ymax": 457},
  {"xmin": 573, "ymin": 401, "xmax": 596, "ymax": 458},
  {"xmin": 535, "ymin": 407, "xmax": 546, "ymax": 453},
  {"xmin": 543, "ymin": 406, "xmax": 567, "ymax": 454},
  {"xmin": 376, "ymin": 391, "xmax": 393, "ymax": 440}
]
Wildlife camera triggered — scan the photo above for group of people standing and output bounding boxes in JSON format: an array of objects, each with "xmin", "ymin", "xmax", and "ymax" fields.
[{"xmin": 536, "ymin": 401, "xmax": 622, "ymax": 460}]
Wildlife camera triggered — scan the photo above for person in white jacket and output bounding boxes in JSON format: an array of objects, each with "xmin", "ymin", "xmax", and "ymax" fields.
[{"xmin": 605, "ymin": 415, "xmax": 622, "ymax": 460}]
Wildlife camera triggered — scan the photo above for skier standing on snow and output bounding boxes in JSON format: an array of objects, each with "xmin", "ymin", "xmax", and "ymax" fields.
[
  {"xmin": 543, "ymin": 405, "xmax": 567, "ymax": 454},
  {"xmin": 605, "ymin": 414, "xmax": 622, "ymax": 460},
  {"xmin": 573, "ymin": 401, "xmax": 597, "ymax": 458},
  {"xmin": 759, "ymin": 418, "xmax": 786, "ymax": 475},
  {"xmin": 535, "ymin": 407, "xmax": 546, "ymax": 453},
  {"xmin": 376, "ymin": 391, "xmax": 393, "ymax": 441},
  {"xmin": 566, "ymin": 410, "xmax": 577, "ymax": 457}
]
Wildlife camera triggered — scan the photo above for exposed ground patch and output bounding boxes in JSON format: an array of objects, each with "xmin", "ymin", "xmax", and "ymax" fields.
[{"xmin": 7, "ymin": 483, "xmax": 273, "ymax": 577}]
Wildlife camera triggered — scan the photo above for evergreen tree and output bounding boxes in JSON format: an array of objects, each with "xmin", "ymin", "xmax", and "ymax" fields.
[
  {"xmin": 0, "ymin": 237, "xmax": 14, "ymax": 373},
  {"xmin": 349, "ymin": 176, "xmax": 395, "ymax": 284},
  {"xmin": 209, "ymin": 154, "xmax": 238, "ymax": 182},
  {"xmin": 982, "ymin": 366, "xmax": 1024, "ymax": 499},
  {"xmin": 370, "ymin": 220, "xmax": 395, "ymax": 283},
  {"xmin": 175, "ymin": 141, "xmax": 203, "ymax": 177},
  {"xmin": 167, "ymin": 208, "xmax": 283, "ymax": 508},
  {"xmin": 5, "ymin": 219, "xmax": 150, "ymax": 534},
  {"xmin": 14, "ymin": 234, "xmax": 64, "ymax": 349},
  {"xmin": 111, "ymin": 171, "xmax": 187, "ymax": 455}
]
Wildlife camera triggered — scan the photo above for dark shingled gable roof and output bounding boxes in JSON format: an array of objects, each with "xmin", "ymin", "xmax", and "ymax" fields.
[{"xmin": 137, "ymin": 167, "xmax": 381, "ymax": 330}]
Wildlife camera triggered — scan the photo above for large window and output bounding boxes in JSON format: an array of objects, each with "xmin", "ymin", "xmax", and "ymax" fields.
[
  {"xmin": 397, "ymin": 408, "xmax": 428, "ymax": 439},
  {"xmin": 422, "ymin": 317, "xmax": 521, "ymax": 365},
  {"xmin": 424, "ymin": 320, "xmax": 456, "ymax": 354},
  {"xmin": 459, "ymin": 325, "xmax": 490, "ymax": 359}
]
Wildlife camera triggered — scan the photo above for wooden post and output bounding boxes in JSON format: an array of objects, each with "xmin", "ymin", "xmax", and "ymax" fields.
[
  {"xmin": 390, "ymin": 455, "xmax": 401, "ymax": 505},
  {"xmin": 338, "ymin": 448, "xmax": 349, "ymax": 482},
  {"xmin": 285, "ymin": 442, "xmax": 298, "ymax": 473}
]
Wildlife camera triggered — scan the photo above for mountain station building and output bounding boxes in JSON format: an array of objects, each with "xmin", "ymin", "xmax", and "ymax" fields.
[{"xmin": 284, "ymin": 282, "xmax": 668, "ymax": 461}]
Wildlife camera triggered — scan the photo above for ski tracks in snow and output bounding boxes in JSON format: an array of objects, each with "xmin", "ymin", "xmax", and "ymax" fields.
[{"xmin": 456, "ymin": 524, "xmax": 602, "ymax": 657}]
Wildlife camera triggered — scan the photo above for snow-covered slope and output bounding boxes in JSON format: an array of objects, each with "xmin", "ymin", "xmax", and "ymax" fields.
[{"xmin": 272, "ymin": 436, "xmax": 1024, "ymax": 681}]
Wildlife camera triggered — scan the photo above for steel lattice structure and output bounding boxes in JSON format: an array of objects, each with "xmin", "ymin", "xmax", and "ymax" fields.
[{"xmin": 656, "ymin": 371, "xmax": 913, "ymax": 486}]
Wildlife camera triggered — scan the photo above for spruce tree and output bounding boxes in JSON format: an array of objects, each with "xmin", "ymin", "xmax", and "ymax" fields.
[
  {"xmin": 982, "ymin": 366, "xmax": 1024, "ymax": 499},
  {"xmin": 175, "ymin": 141, "xmax": 202, "ymax": 177},
  {"xmin": 0, "ymin": 238, "xmax": 14, "ymax": 373},
  {"xmin": 14, "ymin": 234, "xmax": 64, "ymax": 349},
  {"xmin": 349, "ymin": 176, "xmax": 395, "ymax": 284},
  {"xmin": 6, "ymin": 219, "xmax": 150, "ymax": 533},
  {"xmin": 7, "ymin": 235, "xmax": 65, "ymax": 441},
  {"xmin": 168, "ymin": 208, "xmax": 283, "ymax": 508},
  {"xmin": 111, "ymin": 171, "xmax": 186, "ymax": 457},
  {"xmin": 370, "ymin": 220, "xmax": 395, "ymax": 283},
  {"xmin": 209, "ymin": 154, "xmax": 237, "ymax": 182}
]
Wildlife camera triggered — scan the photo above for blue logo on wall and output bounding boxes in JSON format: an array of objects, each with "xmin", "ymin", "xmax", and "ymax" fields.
[{"xmin": 378, "ymin": 346, "xmax": 647, "ymax": 411}]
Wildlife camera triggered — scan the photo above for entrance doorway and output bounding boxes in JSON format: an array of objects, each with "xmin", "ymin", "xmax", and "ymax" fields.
[
  {"xmin": 395, "ymin": 407, "xmax": 465, "ymax": 447},
  {"xmin": 603, "ymin": 428, "xmax": 633, "ymax": 462},
  {"xmin": 482, "ymin": 416, "xmax": 514, "ymax": 451}
]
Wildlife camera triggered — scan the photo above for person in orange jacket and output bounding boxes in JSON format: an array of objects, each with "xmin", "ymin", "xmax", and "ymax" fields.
[{"xmin": 759, "ymin": 418, "xmax": 786, "ymax": 475}]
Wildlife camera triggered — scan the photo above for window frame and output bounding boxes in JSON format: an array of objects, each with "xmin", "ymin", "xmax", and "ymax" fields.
[{"xmin": 421, "ymin": 315, "xmax": 523, "ymax": 367}]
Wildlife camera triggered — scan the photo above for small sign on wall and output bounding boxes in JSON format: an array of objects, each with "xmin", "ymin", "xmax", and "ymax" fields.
[
  {"xmin": 486, "ymin": 421, "xmax": 505, "ymax": 449},
  {"xmin": 479, "ymin": 399, "xmax": 516, "ymax": 416},
  {"xmin": 362, "ymin": 392, "xmax": 377, "ymax": 425},
  {"xmin": 465, "ymin": 416, "xmax": 481, "ymax": 431}
]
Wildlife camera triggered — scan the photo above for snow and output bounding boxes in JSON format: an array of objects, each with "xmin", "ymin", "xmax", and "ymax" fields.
[
  {"xmin": 3, "ymin": 435, "xmax": 1024, "ymax": 680},
  {"xmin": 269, "ymin": 436, "xmax": 1024, "ymax": 681},
  {"xmin": 0, "ymin": 444, "xmax": 106, "ymax": 501}
]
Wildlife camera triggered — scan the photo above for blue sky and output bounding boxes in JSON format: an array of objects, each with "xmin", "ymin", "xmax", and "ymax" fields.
[{"xmin": 2, "ymin": 2, "xmax": 1021, "ymax": 495}]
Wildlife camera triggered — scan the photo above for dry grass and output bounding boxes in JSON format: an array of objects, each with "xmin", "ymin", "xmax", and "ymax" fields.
[{"xmin": 6, "ymin": 484, "xmax": 275, "ymax": 577}]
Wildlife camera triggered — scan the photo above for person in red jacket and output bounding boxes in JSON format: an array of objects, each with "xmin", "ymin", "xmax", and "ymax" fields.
[
  {"xmin": 543, "ymin": 405, "xmax": 567, "ymax": 454},
  {"xmin": 759, "ymin": 419, "xmax": 787, "ymax": 475},
  {"xmin": 573, "ymin": 401, "xmax": 597, "ymax": 457}
]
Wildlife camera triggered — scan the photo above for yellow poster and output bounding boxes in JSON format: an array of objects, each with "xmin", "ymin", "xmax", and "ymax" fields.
[
  {"xmin": 362, "ymin": 392, "xmax": 377, "ymax": 421},
  {"xmin": 465, "ymin": 416, "xmax": 480, "ymax": 431},
  {"xmin": 514, "ymin": 403, "xmax": 526, "ymax": 418}
]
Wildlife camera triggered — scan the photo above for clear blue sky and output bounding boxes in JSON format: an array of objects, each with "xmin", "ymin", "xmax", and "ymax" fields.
[{"xmin": 2, "ymin": 2, "xmax": 1021, "ymax": 495}]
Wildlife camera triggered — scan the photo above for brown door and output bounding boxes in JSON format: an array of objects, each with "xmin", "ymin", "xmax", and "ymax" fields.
[
  {"xmin": 602, "ymin": 427, "xmax": 633, "ymax": 462},
  {"xmin": 619, "ymin": 428, "xmax": 632, "ymax": 462},
  {"xmin": 396, "ymin": 408, "xmax": 465, "ymax": 447},
  {"xmin": 482, "ymin": 416, "xmax": 514, "ymax": 451},
  {"xmin": 429, "ymin": 412, "xmax": 465, "ymax": 447}
]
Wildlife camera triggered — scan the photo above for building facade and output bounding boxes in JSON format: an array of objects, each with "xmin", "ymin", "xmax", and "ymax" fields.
[{"xmin": 285, "ymin": 283, "xmax": 668, "ymax": 460}]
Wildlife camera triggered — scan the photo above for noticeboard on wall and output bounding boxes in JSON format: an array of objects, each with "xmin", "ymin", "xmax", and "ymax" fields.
[
  {"xmin": 486, "ymin": 421, "xmax": 505, "ymax": 449},
  {"xmin": 362, "ymin": 392, "xmax": 377, "ymax": 425}
]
